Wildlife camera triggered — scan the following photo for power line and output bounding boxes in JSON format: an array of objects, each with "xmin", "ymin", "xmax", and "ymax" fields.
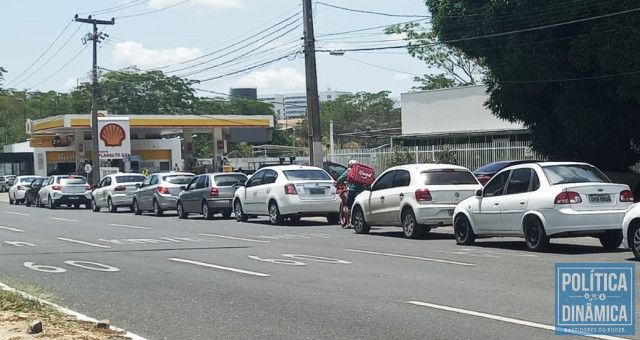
[
  {"xmin": 500, "ymin": 69, "xmax": 640, "ymax": 84},
  {"xmin": 316, "ymin": 19, "xmax": 424, "ymax": 38},
  {"xmin": 77, "ymin": 0, "xmax": 149, "ymax": 16},
  {"xmin": 316, "ymin": 2, "xmax": 430, "ymax": 18},
  {"xmin": 118, "ymin": 0, "xmax": 192, "ymax": 19},
  {"xmin": 197, "ymin": 53, "xmax": 298, "ymax": 83},
  {"xmin": 26, "ymin": 45, "xmax": 90, "ymax": 91}
]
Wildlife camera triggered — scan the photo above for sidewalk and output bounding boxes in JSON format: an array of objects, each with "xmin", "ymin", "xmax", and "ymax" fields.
[{"xmin": 0, "ymin": 192, "xmax": 8, "ymax": 203}]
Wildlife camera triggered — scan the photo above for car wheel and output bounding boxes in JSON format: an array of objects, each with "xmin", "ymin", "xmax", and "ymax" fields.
[
  {"xmin": 598, "ymin": 230, "xmax": 623, "ymax": 249},
  {"xmin": 25, "ymin": 198, "xmax": 31, "ymax": 207},
  {"xmin": 630, "ymin": 223, "xmax": 640, "ymax": 260},
  {"xmin": 8, "ymin": 195, "xmax": 13, "ymax": 205},
  {"xmin": 202, "ymin": 201, "xmax": 213, "ymax": 220},
  {"xmin": 36, "ymin": 195, "xmax": 43, "ymax": 208},
  {"xmin": 326, "ymin": 213, "xmax": 340, "ymax": 225},
  {"xmin": 523, "ymin": 217, "xmax": 549, "ymax": 252},
  {"xmin": 234, "ymin": 199, "xmax": 248, "ymax": 222},
  {"xmin": 454, "ymin": 214, "xmax": 476, "ymax": 245},
  {"xmin": 352, "ymin": 206, "xmax": 370, "ymax": 234},
  {"xmin": 153, "ymin": 199, "xmax": 163, "ymax": 217},
  {"xmin": 222, "ymin": 211, "xmax": 232, "ymax": 219},
  {"xmin": 268, "ymin": 201, "xmax": 284, "ymax": 225},
  {"xmin": 108, "ymin": 197, "xmax": 117, "ymax": 213},
  {"xmin": 91, "ymin": 198, "xmax": 100, "ymax": 212},
  {"xmin": 402, "ymin": 208, "xmax": 428, "ymax": 239},
  {"xmin": 47, "ymin": 195, "xmax": 55, "ymax": 209},
  {"xmin": 133, "ymin": 199, "xmax": 142, "ymax": 215},
  {"xmin": 177, "ymin": 202, "xmax": 188, "ymax": 219}
]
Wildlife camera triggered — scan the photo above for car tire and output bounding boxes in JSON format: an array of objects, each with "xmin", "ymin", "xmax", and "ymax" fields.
[
  {"xmin": 598, "ymin": 230, "xmax": 623, "ymax": 249},
  {"xmin": 153, "ymin": 199, "xmax": 163, "ymax": 217},
  {"xmin": 47, "ymin": 195, "xmax": 55, "ymax": 209},
  {"xmin": 402, "ymin": 208, "xmax": 427, "ymax": 239},
  {"xmin": 454, "ymin": 214, "xmax": 476, "ymax": 245},
  {"xmin": 8, "ymin": 195, "xmax": 13, "ymax": 205},
  {"xmin": 108, "ymin": 198, "xmax": 117, "ymax": 213},
  {"xmin": 326, "ymin": 213, "xmax": 340, "ymax": 225},
  {"xmin": 222, "ymin": 211, "xmax": 232, "ymax": 219},
  {"xmin": 177, "ymin": 202, "xmax": 188, "ymax": 219},
  {"xmin": 133, "ymin": 199, "xmax": 142, "ymax": 215},
  {"xmin": 25, "ymin": 198, "xmax": 31, "ymax": 207},
  {"xmin": 268, "ymin": 201, "xmax": 284, "ymax": 225},
  {"xmin": 92, "ymin": 198, "xmax": 101, "ymax": 212},
  {"xmin": 202, "ymin": 201, "xmax": 213, "ymax": 220},
  {"xmin": 629, "ymin": 223, "xmax": 640, "ymax": 260},
  {"xmin": 352, "ymin": 206, "xmax": 370, "ymax": 234},
  {"xmin": 36, "ymin": 195, "xmax": 43, "ymax": 208},
  {"xmin": 523, "ymin": 217, "xmax": 549, "ymax": 252},
  {"xmin": 234, "ymin": 199, "xmax": 248, "ymax": 222}
]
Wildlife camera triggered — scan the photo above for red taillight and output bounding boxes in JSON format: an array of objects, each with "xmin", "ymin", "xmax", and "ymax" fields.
[
  {"xmin": 157, "ymin": 186, "xmax": 169, "ymax": 194},
  {"xmin": 620, "ymin": 190, "xmax": 634, "ymax": 202},
  {"xmin": 114, "ymin": 185, "xmax": 126, "ymax": 192},
  {"xmin": 415, "ymin": 188, "xmax": 432, "ymax": 201},
  {"xmin": 284, "ymin": 183, "xmax": 297, "ymax": 195},
  {"xmin": 52, "ymin": 185, "xmax": 61, "ymax": 191},
  {"xmin": 17, "ymin": 186, "xmax": 23, "ymax": 190},
  {"xmin": 477, "ymin": 175, "xmax": 491, "ymax": 185},
  {"xmin": 210, "ymin": 187, "xmax": 219, "ymax": 197},
  {"xmin": 555, "ymin": 191, "xmax": 582, "ymax": 204}
]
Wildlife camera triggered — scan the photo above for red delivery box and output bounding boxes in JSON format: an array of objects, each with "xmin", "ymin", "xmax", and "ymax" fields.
[{"xmin": 347, "ymin": 164, "xmax": 376, "ymax": 186}]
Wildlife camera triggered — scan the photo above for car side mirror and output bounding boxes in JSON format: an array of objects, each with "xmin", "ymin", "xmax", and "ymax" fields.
[
  {"xmin": 24, "ymin": 184, "xmax": 31, "ymax": 188},
  {"xmin": 180, "ymin": 186, "xmax": 186, "ymax": 191},
  {"xmin": 475, "ymin": 189, "xmax": 483, "ymax": 197},
  {"xmin": 92, "ymin": 184, "xmax": 98, "ymax": 190},
  {"xmin": 135, "ymin": 183, "xmax": 141, "ymax": 188},
  {"xmin": 236, "ymin": 180, "xmax": 246, "ymax": 187}
]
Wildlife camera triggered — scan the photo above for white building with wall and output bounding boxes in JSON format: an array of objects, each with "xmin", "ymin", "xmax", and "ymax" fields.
[{"xmin": 259, "ymin": 90, "xmax": 351, "ymax": 119}]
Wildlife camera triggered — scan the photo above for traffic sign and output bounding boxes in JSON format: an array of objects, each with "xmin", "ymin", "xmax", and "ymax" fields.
[{"xmin": 84, "ymin": 164, "xmax": 92, "ymax": 174}]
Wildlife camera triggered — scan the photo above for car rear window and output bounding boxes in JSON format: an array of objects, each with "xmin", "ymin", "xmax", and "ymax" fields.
[
  {"xmin": 473, "ymin": 161, "xmax": 512, "ymax": 173},
  {"xmin": 163, "ymin": 174, "xmax": 194, "ymax": 184},
  {"xmin": 59, "ymin": 178, "xmax": 87, "ymax": 185},
  {"xmin": 283, "ymin": 169, "xmax": 331, "ymax": 181},
  {"xmin": 214, "ymin": 174, "xmax": 247, "ymax": 186},
  {"xmin": 19, "ymin": 177, "xmax": 38, "ymax": 183},
  {"xmin": 421, "ymin": 170, "xmax": 478, "ymax": 185},
  {"xmin": 116, "ymin": 175, "xmax": 146, "ymax": 183},
  {"xmin": 542, "ymin": 164, "xmax": 610, "ymax": 185}
]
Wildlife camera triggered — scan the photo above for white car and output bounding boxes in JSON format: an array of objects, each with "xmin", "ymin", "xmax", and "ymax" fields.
[
  {"xmin": 91, "ymin": 173, "xmax": 146, "ymax": 212},
  {"xmin": 37, "ymin": 175, "xmax": 92, "ymax": 209},
  {"xmin": 453, "ymin": 162, "xmax": 633, "ymax": 252},
  {"xmin": 233, "ymin": 165, "xmax": 341, "ymax": 225},
  {"xmin": 8, "ymin": 175, "xmax": 41, "ymax": 205},
  {"xmin": 350, "ymin": 164, "xmax": 482, "ymax": 238},
  {"xmin": 621, "ymin": 204, "xmax": 640, "ymax": 260}
]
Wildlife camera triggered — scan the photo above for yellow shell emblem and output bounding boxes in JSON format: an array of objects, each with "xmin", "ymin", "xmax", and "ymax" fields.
[{"xmin": 100, "ymin": 123, "xmax": 126, "ymax": 147}]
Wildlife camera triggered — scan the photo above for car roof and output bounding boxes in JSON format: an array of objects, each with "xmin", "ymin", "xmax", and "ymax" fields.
[
  {"xmin": 389, "ymin": 163, "xmax": 471, "ymax": 172},
  {"xmin": 153, "ymin": 172, "xmax": 195, "ymax": 176},
  {"xmin": 259, "ymin": 165, "xmax": 324, "ymax": 171}
]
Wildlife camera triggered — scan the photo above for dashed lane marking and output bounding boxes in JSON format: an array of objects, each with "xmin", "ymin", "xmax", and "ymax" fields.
[
  {"xmin": 168, "ymin": 258, "xmax": 270, "ymax": 277},
  {"xmin": 0, "ymin": 226, "xmax": 24, "ymax": 232},
  {"xmin": 6, "ymin": 212, "xmax": 30, "ymax": 216},
  {"xmin": 346, "ymin": 249, "xmax": 475, "ymax": 267},
  {"xmin": 56, "ymin": 237, "xmax": 110, "ymax": 248},
  {"xmin": 50, "ymin": 217, "xmax": 78, "ymax": 222},
  {"xmin": 200, "ymin": 233, "xmax": 270, "ymax": 243},
  {"xmin": 108, "ymin": 223, "xmax": 152, "ymax": 230}
]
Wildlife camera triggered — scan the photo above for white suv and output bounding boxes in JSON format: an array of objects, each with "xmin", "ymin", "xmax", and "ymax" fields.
[{"xmin": 38, "ymin": 175, "xmax": 92, "ymax": 209}]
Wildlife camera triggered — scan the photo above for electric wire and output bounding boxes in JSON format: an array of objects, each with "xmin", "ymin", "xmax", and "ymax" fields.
[
  {"xmin": 77, "ymin": 0, "xmax": 149, "ymax": 16},
  {"xmin": 316, "ymin": 2, "xmax": 430, "ymax": 18},
  {"xmin": 27, "ymin": 45, "xmax": 90, "ymax": 91},
  {"xmin": 118, "ymin": 0, "xmax": 192, "ymax": 19}
]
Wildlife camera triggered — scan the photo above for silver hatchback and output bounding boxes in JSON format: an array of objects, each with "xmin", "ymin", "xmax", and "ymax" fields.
[
  {"xmin": 132, "ymin": 172, "xmax": 195, "ymax": 216},
  {"xmin": 177, "ymin": 172, "xmax": 247, "ymax": 219}
]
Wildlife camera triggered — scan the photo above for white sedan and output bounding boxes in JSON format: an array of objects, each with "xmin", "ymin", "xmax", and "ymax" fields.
[
  {"xmin": 453, "ymin": 162, "xmax": 632, "ymax": 252},
  {"xmin": 350, "ymin": 164, "xmax": 482, "ymax": 238},
  {"xmin": 8, "ymin": 175, "xmax": 41, "ymax": 205},
  {"xmin": 92, "ymin": 173, "xmax": 146, "ymax": 212},
  {"xmin": 233, "ymin": 165, "xmax": 341, "ymax": 225},
  {"xmin": 621, "ymin": 204, "xmax": 640, "ymax": 260}
]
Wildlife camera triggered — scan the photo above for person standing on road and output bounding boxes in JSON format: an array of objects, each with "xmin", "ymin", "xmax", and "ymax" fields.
[{"xmin": 336, "ymin": 160, "xmax": 366, "ymax": 229}]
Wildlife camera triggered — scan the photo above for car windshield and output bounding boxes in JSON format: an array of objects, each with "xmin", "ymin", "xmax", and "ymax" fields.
[
  {"xmin": 283, "ymin": 169, "xmax": 331, "ymax": 181},
  {"xmin": 59, "ymin": 178, "xmax": 87, "ymax": 185},
  {"xmin": 116, "ymin": 175, "xmax": 146, "ymax": 183},
  {"xmin": 214, "ymin": 174, "xmax": 247, "ymax": 186},
  {"xmin": 542, "ymin": 164, "xmax": 610, "ymax": 185},
  {"xmin": 473, "ymin": 161, "xmax": 512, "ymax": 173},
  {"xmin": 422, "ymin": 170, "xmax": 478, "ymax": 185},
  {"xmin": 163, "ymin": 174, "xmax": 194, "ymax": 184},
  {"xmin": 19, "ymin": 177, "xmax": 38, "ymax": 183}
]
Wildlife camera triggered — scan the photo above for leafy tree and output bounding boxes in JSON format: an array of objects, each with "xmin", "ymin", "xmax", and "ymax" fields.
[
  {"xmin": 386, "ymin": 23, "xmax": 485, "ymax": 90},
  {"xmin": 425, "ymin": 0, "xmax": 640, "ymax": 170},
  {"xmin": 386, "ymin": 143, "xmax": 415, "ymax": 167},
  {"xmin": 434, "ymin": 147, "xmax": 458, "ymax": 165},
  {"xmin": 0, "ymin": 66, "xmax": 6, "ymax": 90}
]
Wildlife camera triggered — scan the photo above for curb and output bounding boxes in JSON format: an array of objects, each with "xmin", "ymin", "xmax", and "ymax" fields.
[{"xmin": 0, "ymin": 282, "xmax": 148, "ymax": 340}]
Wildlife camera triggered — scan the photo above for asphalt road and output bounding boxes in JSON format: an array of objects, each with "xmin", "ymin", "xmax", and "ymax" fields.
[{"xmin": 0, "ymin": 193, "xmax": 638, "ymax": 340}]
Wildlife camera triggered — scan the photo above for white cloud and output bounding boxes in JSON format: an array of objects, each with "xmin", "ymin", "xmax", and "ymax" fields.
[
  {"xmin": 149, "ymin": 0, "xmax": 245, "ymax": 9},
  {"xmin": 392, "ymin": 73, "xmax": 413, "ymax": 83},
  {"xmin": 112, "ymin": 41, "xmax": 202, "ymax": 69},
  {"xmin": 235, "ymin": 67, "xmax": 305, "ymax": 94}
]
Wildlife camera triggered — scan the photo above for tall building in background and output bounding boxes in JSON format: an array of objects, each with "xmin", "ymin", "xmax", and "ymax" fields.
[{"xmin": 259, "ymin": 90, "xmax": 350, "ymax": 120}]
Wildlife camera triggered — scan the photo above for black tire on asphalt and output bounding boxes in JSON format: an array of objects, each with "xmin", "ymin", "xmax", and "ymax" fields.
[
  {"xmin": 599, "ymin": 230, "xmax": 623, "ymax": 249},
  {"xmin": 153, "ymin": 199, "xmax": 163, "ymax": 217},
  {"xmin": 352, "ymin": 206, "xmax": 370, "ymax": 234},
  {"xmin": 327, "ymin": 213, "xmax": 340, "ymax": 225},
  {"xmin": 629, "ymin": 223, "xmax": 640, "ymax": 260},
  {"xmin": 92, "ymin": 198, "xmax": 100, "ymax": 212},
  {"xmin": 133, "ymin": 199, "xmax": 142, "ymax": 215},
  {"xmin": 523, "ymin": 217, "xmax": 549, "ymax": 252},
  {"xmin": 202, "ymin": 201, "xmax": 213, "ymax": 220},
  {"xmin": 37, "ymin": 196, "xmax": 43, "ymax": 208},
  {"xmin": 454, "ymin": 214, "xmax": 476, "ymax": 245},
  {"xmin": 108, "ymin": 197, "xmax": 117, "ymax": 213},
  {"xmin": 25, "ymin": 198, "xmax": 31, "ymax": 207},
  {"xmin": 177, "ymin": 202, "xmax": 188, "ymax": 219},
  {"xmin": 48, "ymin": 195, "xmax": 55, "ymax": 209},
  {"xmin": 234, "ymin": 199, "xmax": 248, "ymax": 222},
  {"xmin": 268, "ymin": 201, "xmax": 284, "ymax": 225},
  {"xmin": 402, "ymin": 208, "xmax": 428, "ymax": 239}
]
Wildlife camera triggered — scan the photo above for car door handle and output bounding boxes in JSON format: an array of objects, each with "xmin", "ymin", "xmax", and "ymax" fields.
[
  {"xmin": 399, "ymin": 193, "xmax": 404, "ymax": 199},
  {"xmin": 520, "ymin": 202, "xmax": 525, "ymax": 205},
  {"xmin": 380, "ymin": 196, "xmax": 385, "ymax": 201},
  {"xmin": 266, "ymin": 188, "xmax": 271, "ymax": 193},
  {"xmin": 253, "ymin": 192, "xmax": 257, "ymax": 195},
  {"xmin": 494, "ymin": 202, "xmax": 499, "ymax": 206}
]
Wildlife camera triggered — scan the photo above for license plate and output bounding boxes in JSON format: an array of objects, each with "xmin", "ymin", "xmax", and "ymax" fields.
[
  {"xmin": 69, "ymin": 196, "xmax": 79, "ymax": 200},
  {"xmin": 588, "ymin": 194, "xmax": 611, "ymax": 203},
  {"xmin": 309, "ymin": 189, "xmax": 324, "ymax": 195}
]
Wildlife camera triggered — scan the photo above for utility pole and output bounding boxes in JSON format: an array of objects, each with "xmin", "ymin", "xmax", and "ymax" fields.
[
  {"xmin": 302, "ymin": 0, "xmax": 323, "ymax": 168},
  {"xmin": 74, "ymin": 15, "xmax": 114, "ymax": 185}
]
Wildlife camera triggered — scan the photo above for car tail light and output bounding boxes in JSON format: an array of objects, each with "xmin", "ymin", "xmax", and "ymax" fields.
[
  {"xmin": 620, "ymin": 190, "xmax": 634, "ymax": 202},
  {"xmin": 476, "ymin": 175, "xmax": 491, "ymax": 185},
  {"xmin": 210, "ymin": 187, "xmax": 219, "ymax": 197},
  {"xmin": 157, "ymin": 186, "xmax": 170, "ymax": 194},
  {"xmin": 114, "ymin": 185, "xmax": 126, "ymax": 192},
  {"xmin": 17, "ymin": 186, "xmax": 23, "ymax": 190},
  {"xmin": 555, "ymin": 191, "xmax": 582, "ymax": 204},
  {"xmin": 415, "ymin": 188, "xmax": 432, "ymax": 201},
  {"xmin": 52, "ymin": 185, "xmax": 61, "ymax": 191},
  {"xmin": 284, "ymin": 183, "xmax": 297, "ymax": 195}
]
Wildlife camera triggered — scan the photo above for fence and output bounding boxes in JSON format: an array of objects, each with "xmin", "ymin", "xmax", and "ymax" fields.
[{"xmin": 329, "ymin": 141, "xmax": 545, "ymax": 173}]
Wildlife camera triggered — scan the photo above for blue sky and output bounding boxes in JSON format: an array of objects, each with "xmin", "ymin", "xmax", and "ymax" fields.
[{"xmin": 0, "ymin": 0, "xmax": 432, "ymax": 99}]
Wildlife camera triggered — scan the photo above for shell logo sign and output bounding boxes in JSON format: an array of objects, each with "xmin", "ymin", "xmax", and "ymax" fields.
[{"xmin": 97, "ymin": 117, "xmax": 131, "ymax": 159}]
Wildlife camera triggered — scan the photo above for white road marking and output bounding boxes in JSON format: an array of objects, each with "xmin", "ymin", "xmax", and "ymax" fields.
[
  {"xmin": 0, "ymin": 226, "xmax": 24, "ymax": 232},
  {"xmin": 168, "ymin": 258, "xmax": 270, "ymax": 277},
  {"xmin": 108, "ymin": 223, "xmax": 152, "ymax": 230},
  {"xmin": 407, "ymin": 301, "xmax": 628, "ymax": 340},
  {"xmin": 56, "ymin": 237, "xmax": 110, "ymax": 248},
  {"xmin": 346, "ymin": 249, "xmax": 475, "ymax": 266},
  {"xmin": 50, "ymin": 217, "xmax": 78, "ymax": 222},
  {"xmin": 200, "ymin": 233, "xmax": 270, "ymax": 243},
  {"xmin": 6, "ymin": 212, "xmax": 30, "ymax": 216}
]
